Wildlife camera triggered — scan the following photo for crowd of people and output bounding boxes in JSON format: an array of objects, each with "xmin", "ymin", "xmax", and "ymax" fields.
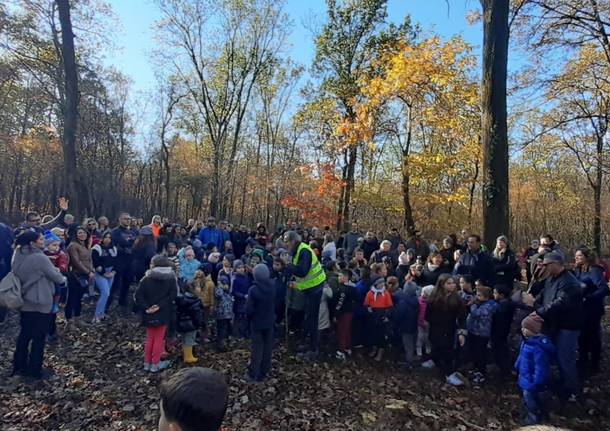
[{"xmin": 1, "ymin": 198, "xmax": 609, "ymax": 427}]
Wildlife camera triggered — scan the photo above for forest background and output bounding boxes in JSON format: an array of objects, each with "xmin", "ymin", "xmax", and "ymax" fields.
[{"xmin": 1, "ymin": 0, "xmax": 609, "ymax": 253}]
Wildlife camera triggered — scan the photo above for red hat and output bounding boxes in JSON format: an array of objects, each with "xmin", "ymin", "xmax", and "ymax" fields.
[{"xmin": 522, "ymin": 313, "xmax": 544, "ymax": 335}]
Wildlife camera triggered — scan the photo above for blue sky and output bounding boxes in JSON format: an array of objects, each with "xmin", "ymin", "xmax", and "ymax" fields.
[{"xmin": 105, "ymin": 0, "xmax": 482, "ymax": 96}]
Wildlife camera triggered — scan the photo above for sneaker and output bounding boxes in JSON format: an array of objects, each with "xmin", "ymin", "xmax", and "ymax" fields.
[
  {"xmin": 374, "ymin": 348, "xmax": 384, "ymax": 362},
  {"xmin": 472, "ymin": 372, "xmax": 485, "ymax": 385},
  {"xmin": 368, "ymin": 347, "xmax": 378, "ymax": 358},
  {"xmin": 143, "ymin": 362, "xmax": 151, "ymax": 372},
  {"xmin": 336, "ymin": 351, "xmax": 346, "ymax": 360},
  {"xmin": 446, "ymin": 372, "xmax": 465, "ymax": 386},
  {"xmin": 150, "ymin": 360, "xmax": 172, "ymax": 373},
  {"xmin": 421, "ymin": 359, "xmax": 435, "ymax": 369},
  {"xmin": 345, "ymin": 349, "xmax": 352, "ymax": 357},
  {"xmin": 416, "ymin": 348, "xmax": 422, "ymax": 357}
]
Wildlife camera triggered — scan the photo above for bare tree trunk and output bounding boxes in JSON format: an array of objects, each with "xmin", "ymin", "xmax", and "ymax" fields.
[
  {"xmin": 594, "ymin": 132, "xmax": 604, "ymax": 253},
  {"xmin": 480, "ymin": 0, "xmax": 510, "ymax": 249},
  {"xmin": 56, "ymin": 0, "xmax": 82, "ymax": 216}
]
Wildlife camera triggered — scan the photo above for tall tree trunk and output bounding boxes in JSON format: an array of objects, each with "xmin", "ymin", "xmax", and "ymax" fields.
[
  {"xmin": 593, "ymin": 132, "xmax": 604, "ymax": 253},
  {"xmin": 480, "ymin": 0, "xmax": 510, "ymax": 249},
  {"xmin": 56, "ymin": 0, "xmax": 82, "ymax": 216},
  {"xmin": 341, "ymin": 145, "xmax": 357, "ymax": 232},
  {"xmin": 401, "ymin": 112, "xmax": 415, "ymax": 235}
]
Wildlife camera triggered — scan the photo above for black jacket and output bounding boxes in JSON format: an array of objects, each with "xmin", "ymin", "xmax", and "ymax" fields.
[
  {"xmin": 391, "ymin": 287, "xmax": 419, "ymax": 334},
  {"xmin": 334, "ymin": 282, "xmax": 358, "ymax": 315},
  {"xmin": 455, "ymin": 249, "xmax": 495, "ymax": 286},
  {"xmin": 421, "ymin": 264, "xmax": 450, "ymax": 287},
  {"xmin": 176, "ymin": 292, "xmax": 205, "ymax": 333},
  {"xmin": 246, "ymin": 265, "xmax": 276, "ymax": 331},
  {"xmin": 425, "ymin": 296, "xmax": 467, "ymax": 342},
  {"xmin": 492, "ymin": 249, "xmax": 518, "ymax": 286},
  {"xmin": 535, "ymin": 269, "xmax": 584, "ymax": 332},
  {"xmin": 491, "ymin": 298, "xmax": 516, "ymax": 341},
  {"xmin": 135, "ymin": 268, "xmax": 177, "ymax": 327},
  {"xmin": 574, "ymin": 266, "xmax": 609, "ymax": 318}
]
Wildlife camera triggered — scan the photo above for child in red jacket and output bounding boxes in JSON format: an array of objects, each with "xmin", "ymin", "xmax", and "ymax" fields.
[
  {"xmin": 364, "ymin": 277, "xmax": 393, "ymax": 361},
  {"xmin": 44, "ymin": 231, "xmax": 68, "ymax": 340}
]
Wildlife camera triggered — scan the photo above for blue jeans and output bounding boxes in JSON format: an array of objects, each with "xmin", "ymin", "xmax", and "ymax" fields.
[
  {"xmin": 94, "ymin": 273, "xmax": 113, "ymax": 318},
  {"xmin": 522, "ymin": 389, "xmax": 545, "ymax": 424},
  {"xmin": 303, "ymin": 285, "xmax": 323, "ymax": 353},
  {"xmin": 555, "ymin": 329, "xmax": 580, "ymax": 399}
]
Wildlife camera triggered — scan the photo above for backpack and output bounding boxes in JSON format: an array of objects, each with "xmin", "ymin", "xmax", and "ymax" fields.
[{"xmin": 0, "ymin": 271, "xmax": 23, "ymax": 310}]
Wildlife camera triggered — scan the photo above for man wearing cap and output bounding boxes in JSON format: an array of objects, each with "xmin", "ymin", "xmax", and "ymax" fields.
[
  {"xmin": 532, "ymin": 251, "xmax": 584, "ymax": 403},
  {"xmin": 283, "ymin": 230, "xmax": 327, "ymax": 359}
]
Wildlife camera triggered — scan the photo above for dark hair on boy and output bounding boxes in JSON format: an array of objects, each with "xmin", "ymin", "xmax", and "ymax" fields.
[
  {"xmin": 493, "ymin": 284, "xmax": 512, "ymax": 298},
  {"xmin": 459, "ymin": 274, "xmax": 474, "ymax": 285},
  {"xmin": 337, "ymin": 260, "xmax": 348, "ymax": 270},
  {"xmin": 159, "ymin": 367, "xmax": 229, "ymax": 431},
  {"xmin": 476, "ymin": 285, "xmax": 493, "ymax": 299},
  {"xmin": 340, "ymin": 269, "xmax": 352, "ymax": 280},
  {"xmin": 273, "ymin": 256, "xmax": 285, "ymax": 266}
]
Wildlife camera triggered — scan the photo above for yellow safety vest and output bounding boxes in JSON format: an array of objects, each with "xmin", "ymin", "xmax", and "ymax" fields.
[{"xmin": 292, "ymin": 242, "xmax": 326, "ymax": 291}]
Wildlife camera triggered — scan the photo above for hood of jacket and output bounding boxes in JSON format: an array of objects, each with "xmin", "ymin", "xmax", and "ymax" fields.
[
  {"xmin": 253, "ymin": 263, "xmax": 270, "ymax": 283},
  {"xmin": 524, "ymin": 335, "xmax": 556, "ymax": 355},
  {"xmin": 146, "ymin": 266, "xmax": 176, "ymax": 281}
]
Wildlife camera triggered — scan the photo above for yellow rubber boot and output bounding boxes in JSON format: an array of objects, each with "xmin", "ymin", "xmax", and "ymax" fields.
[{"xmin": 183, "ymin": 346, "xmax": 198, "ymax": 364}]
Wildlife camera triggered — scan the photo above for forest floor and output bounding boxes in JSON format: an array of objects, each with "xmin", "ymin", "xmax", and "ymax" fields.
[{"xmin": 0, "ymin": 301, "xmax": 609, "ymax": 431}]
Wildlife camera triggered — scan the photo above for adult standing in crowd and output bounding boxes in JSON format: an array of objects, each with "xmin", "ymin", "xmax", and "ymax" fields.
[
  {"xmin": 573, "ymin": 247, "xmax": 609, "ymax": 374},
  {"xmin": 14, "ymin": 197, "xmax": 69, "ymax": 236},
  {"xmin": 454, "ymin": 234, "xmax": 495, "ymax": 286},
  {"xmin": 199, "ymin": 217, "xmax": 224, "ymax": 251},
  {"xmin": 91, "ymin": 232, "xmax": 117, "ymax": 323},
  {"xmin": 132, "ymin": 226, "xmax": 157, "ymax": 283},
  {"xmin": 283, "ymin": 230, "xmax": 327, "ymax": 360},
  {"xmin": 492, "ymin": 235, "xmax": 518, "ymax": 286},
  {"xmin": 361, "ymin": 231, "xmax": 380, "ymax": 261},
  {"xmin": 528, "ymin": 252, "xmax": 584, "ymax": 404},
  {"xmin": 405, "ymin": 230, "xmax": 431, "ymax": 261},
  {"xmin": 65, "ymin": 227, "xmax": 95, "ymax": 323},
  {"xmin": 110, "ymin": 213, "xmax": 136, "ymax": 308},
  {"xmin": 343, "ymin": 222, "xmax": 361, "ymax": 259},
  {"xmin": 0, "ymin": 221, "xmax": 14, "ymax": 323},
  {"xmin": 149, "ymin": 215, "xmax": 162, "ymax": 238},
  {"xmin": 12, "ymin": 231, "xmax": 66, "ymax": 380}
]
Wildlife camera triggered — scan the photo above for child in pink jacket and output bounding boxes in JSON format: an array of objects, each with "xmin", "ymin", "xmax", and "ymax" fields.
[{"xmin": 416, "ymin": 285, "xmax": 434, "ymax": 357}]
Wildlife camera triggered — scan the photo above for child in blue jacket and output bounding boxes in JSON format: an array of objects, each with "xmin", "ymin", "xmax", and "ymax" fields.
[
  {"xmin": 466, "ymin": 285, "xmax": 498, "ymax": 384},
  {"xmin": 515, "ymin": 313, "xmax": 556, "ymax": 425}
]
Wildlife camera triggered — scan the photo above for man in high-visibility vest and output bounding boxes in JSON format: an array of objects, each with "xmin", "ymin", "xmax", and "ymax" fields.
[{"xmin": 283, "ymin": 230, "xmax": 326, "ymax": 359}]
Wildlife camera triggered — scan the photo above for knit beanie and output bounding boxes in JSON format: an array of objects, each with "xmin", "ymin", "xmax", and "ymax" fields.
[
  {"xmin": 373, "ymin": 277, "xmax": 386, "ymax": 288},
  {"xmin": 233, "ymin": 259, "xmax": 245, "ymax": 269},
  {"xmin": 44, "ymin": 231, "xmax": 61, "ymax": 246},
  {"xmin": 398, "ymin": 252, "xmax": 409, "ymax": 266},
  {"xmin": 522, "ymin": 313, "xmax": 544, "ymax": 335}
]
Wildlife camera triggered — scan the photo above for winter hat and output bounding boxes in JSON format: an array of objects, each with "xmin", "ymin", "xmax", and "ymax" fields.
[
  {"xmin": 206, "ymin": 242, "xmax": 217, "ymax": 252},
  {"xmin": 44, "ymin": 231, "xmax": 61, "ymax": 246},
  {"xmin": 252, "ymin": 248, "xmax": 264, "ymax": 260},
  {"xmin": 199, "ymin": 262, "xmax": 213, "ymax": 276},
  {"xmin": 218, "ymin": 274, "xmax": 230, "ymax": 286},
  {"xmin": 192, "ymin": 239, "xmax": 202, "ymax": 248},
  {"xmin": 421, "ymin": 285, "xmax": 435, "ymax": 298},
  {"xmin": 233, "ymin": 259, "xmax": 245, "ymax": 269},
  {"xmin": 208, "ymin": 252, "xmax": 221, "ymax": 264},
  {"xmin": 253, "ymin": 263, "xmax": 270, "ymax": 282},
  {"xmin": 140, "ymin": 226, "xmax": 153, "ymax": 236},
  {"xmin": 398, "ymin": 252, "xmax": 410, "ymax": 266},
  {"xmin": 404, "ymin": 282, "xmax": 419, "ymax": 297},
  {"xmin": 522, "ymin": 313, "xmax": 544, "ymax": 335}
]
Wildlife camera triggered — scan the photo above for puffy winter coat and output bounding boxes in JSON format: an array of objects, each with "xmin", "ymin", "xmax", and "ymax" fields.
[
  {"xmin": 135, "ymin": 267, "xmax": 177, "ymax": 327},
  {"xmin": 176, "ymin": 291, "xmax": 205, "ymax": 333},
  {"xmin": 515, "ymin": 335, "xmax": 556, "ymax": 391}
]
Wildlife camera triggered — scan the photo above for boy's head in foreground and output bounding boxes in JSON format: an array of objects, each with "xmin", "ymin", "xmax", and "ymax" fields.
[{"xmin": 159, "ymin": 367, "xmax": 229, "ymax": 431}]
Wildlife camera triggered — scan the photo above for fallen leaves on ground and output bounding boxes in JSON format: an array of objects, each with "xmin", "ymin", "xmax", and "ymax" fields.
[{"xmin": 0, "ymin": 303, "xmax": 609, "ymax": 430}]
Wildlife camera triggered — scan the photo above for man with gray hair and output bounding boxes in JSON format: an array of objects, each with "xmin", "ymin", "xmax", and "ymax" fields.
[
  {"xmin": 283, "ymin": 230, "xmax": 326, "ymax": 359},
  {"xmin": 532, "ymin": 251, "xmax": 584, "ymax": 405}
]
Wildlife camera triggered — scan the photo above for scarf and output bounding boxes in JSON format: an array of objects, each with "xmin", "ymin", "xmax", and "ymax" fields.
[
  {"xmin": 371, "ymin": 285, "xmax": 386, "ymax": 301},
  {"xmin": 427, "ymin": 263, "xmax": 439, "ymax": 272}
]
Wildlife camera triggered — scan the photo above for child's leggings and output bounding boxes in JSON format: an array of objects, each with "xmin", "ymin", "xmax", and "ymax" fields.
[
  {"xmin": 416, "ymin": 325, "xmax": 431, "ymax": 354},
  {"xmin": 144, "ymin": 325, "xmax": 167, "ymax": 365}
]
